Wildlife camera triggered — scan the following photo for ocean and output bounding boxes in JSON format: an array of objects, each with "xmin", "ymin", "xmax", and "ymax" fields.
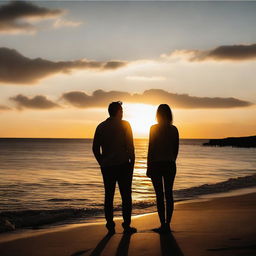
[{"xmin": 0, "ymin": 138, "xmax": 255, "ymax": 230}]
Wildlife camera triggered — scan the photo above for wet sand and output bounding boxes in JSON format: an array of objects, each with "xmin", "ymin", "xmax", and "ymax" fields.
[{"xmin": 0, "ymin": 192, "xmax": 255, "ymax": 256}]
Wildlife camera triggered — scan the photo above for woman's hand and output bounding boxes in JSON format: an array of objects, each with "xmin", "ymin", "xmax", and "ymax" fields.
[{"xmin": 146, "ymin": 166, "xmax": 152, "ymax": 178}]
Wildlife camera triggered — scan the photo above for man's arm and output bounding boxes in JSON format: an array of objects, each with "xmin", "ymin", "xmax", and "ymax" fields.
[
  {"xmin": 125, "ymin": 122, "xmax": 135, "ymax": 168},
  {"xmin": 92, "ymin": 126, "xmax": 102, "ymax": 166}
]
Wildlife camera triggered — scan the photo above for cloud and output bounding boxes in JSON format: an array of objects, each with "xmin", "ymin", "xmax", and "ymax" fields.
[
  {"xmin": 126, "ymin": 76, "xmax": 166, "ymax": 82},
  {"xmin": 53, "ymin": 18, "xmax": 82, "ymax": 28},
  {"xmin": 61, "ymin": 89, "xmax": 253, "ymax": 109},
  {"xmin": 1, "ymin": 42, "xmax": 254, "ymax": 85},
  {"xmin": 10, "ymin": 94, "xmax": 61, "ymax": 110},
  {"xmin": 0, "ymin": 1, "xmax": 64, "ymax": 34},
  {"xmin": 0, "ymin": 47, "xmax": 127, "ymax": 84},
  {"xmin": 0, "ymin": 104, "xmax": 11, "ymax": 111},
  {"xmin": 170, "ymin": 43, "xmax": 256, "ymax": 61},
  {"xmin": 6, "ymin": 89, "xmax": 252, "ymax": 111},
  {"xmin": 61, "ymin": 90, "xmax": 131, "ymax": 108}
]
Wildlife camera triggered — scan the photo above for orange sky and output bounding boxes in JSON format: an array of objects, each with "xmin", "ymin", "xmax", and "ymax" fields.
[
  {"xmin": 0, "ymin": 104, "xmax": 255, "ymax": 138},
  {"xmin": 0, "ymin": 1, "xmax": 255, "ymax": 139}
]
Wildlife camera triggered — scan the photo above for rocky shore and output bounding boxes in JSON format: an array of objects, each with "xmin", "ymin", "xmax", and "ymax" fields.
[{"xmin": 203, "ymin": 136, "xmax": 256, "ymax": 148}]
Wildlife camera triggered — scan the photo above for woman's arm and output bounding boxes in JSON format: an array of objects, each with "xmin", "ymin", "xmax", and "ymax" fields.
[
  {"xmin": 173, "ymin": 126, "xmax": 179, "ymax": 161},
  {"xmin": 147, "ymin": 126, "xmax": 154, "ymax": 177}
]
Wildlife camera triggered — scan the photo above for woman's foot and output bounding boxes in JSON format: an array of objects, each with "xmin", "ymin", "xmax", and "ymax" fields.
[
  {"xmin": 152, "ymin": 224, "xmax": 172, "ymax": 233},
  {"xmin": 152, "ymin": 225, "xmax": 166, "ymax": 233},
  {"xmin": 164, "ymin": 223, "xmax": 172, "ymax": 233}
]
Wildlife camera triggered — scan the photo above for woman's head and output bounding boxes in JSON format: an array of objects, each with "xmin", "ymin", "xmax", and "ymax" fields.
[{"xmin": 156, "ymin": 104, "xmax": 173, "ymax": 124}]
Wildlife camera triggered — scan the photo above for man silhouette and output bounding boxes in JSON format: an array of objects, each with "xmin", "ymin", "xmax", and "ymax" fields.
[{"xmin": 92, "ymin": 101, "xmax": 137, "ymax": 234}]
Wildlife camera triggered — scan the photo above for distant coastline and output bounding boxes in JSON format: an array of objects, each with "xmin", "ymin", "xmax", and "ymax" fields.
[
  {"xmin": 203, "ymin": 136, "xmax": 256, "ymax": 148},
  {"xmin": 1, "ymin": 137, "xmax": 255, "ymax": 147}
]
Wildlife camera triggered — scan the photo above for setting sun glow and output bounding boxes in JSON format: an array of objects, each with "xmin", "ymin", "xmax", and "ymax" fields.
[{"xmin": 124, "ymin": 104, "xmax": 158, "ymax": 138}]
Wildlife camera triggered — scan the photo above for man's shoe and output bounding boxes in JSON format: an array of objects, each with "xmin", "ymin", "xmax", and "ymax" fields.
[
  {"xmin": 123, "ymin": 226, "xmax": 137, "ymax": 234},
  {"xmin": 106, "ymin": 222, "xmax": 115, "ymax": 234},
  {"xmin": 107, "ymin": 227, "xmax": 115, "ymax": 235}
]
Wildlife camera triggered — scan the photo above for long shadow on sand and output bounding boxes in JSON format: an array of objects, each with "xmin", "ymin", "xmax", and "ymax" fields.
[
  {"xmin": 89, "ymin": 233, "xmax": 114, "ymax": 256},
  {"xmin": 159, "ymin": 232, "xmax": 184, "ymax": 256},
  {"xmin": 115, "ymin": 233, "xmax": 133, "ymax": 256},
  {"xmin": 88, "ymin": 232, "xmax": 133, "ymax": 256}
]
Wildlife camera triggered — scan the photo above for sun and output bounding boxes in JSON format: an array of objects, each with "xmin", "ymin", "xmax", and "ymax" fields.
[{"xmin": 123, "ymin": 103, "xmax": 157, "ymax": 138}]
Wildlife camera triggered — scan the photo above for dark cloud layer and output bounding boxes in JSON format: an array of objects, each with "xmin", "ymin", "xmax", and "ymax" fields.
[
  {"xmin": 0, "ymin": 1, "xmax": 63, "ymax": 33},
  {"xmin": 0, "ymin": 47, "xmax": 127, "ymax": 84},
  {"xmin": 61, "ymin": 89, "xmax": 252, "ymax": 109},
  {"xmin": 1, "ymin": 43, "xmax": 255, "ymax": 85},
  {"xmin": 10, "ymin": 94, "xmax": 60, "ymax": 110},
  {"xmin": 207, "ymin": 44, "xmax": 256, "ymax": 60},
  {"xmin": 177, "ymin": 44, "xmax": 256, "ymax": 61}
]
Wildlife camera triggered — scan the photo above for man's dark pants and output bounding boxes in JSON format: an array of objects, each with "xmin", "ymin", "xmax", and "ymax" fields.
[{"xmin": 101, "ymin": 162, "xmax": 133, "ymax": 229}]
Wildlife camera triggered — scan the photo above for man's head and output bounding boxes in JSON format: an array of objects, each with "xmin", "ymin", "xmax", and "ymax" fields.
[{"xmin": 108, "ymin": 101, "xmax": 123, "ymax": 119}]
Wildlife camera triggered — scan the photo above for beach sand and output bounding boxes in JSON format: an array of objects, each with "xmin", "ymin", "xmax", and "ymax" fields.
[{"xmin": 0, "ymin": 192, "xmax": 255, "ymax": 256}]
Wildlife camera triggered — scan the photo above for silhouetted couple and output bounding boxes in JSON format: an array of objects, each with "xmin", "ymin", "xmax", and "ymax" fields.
[{"xmin": 93, "ymin": 101, "xmax": 179, "ymax": 234}]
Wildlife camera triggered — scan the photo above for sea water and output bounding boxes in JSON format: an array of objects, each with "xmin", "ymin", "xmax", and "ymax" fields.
[{"xmin": 0, "ymin": 138, "xmax": 255, "ymax": 227}]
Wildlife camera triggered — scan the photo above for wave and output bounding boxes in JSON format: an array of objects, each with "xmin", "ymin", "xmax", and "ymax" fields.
[
  {"xmin": 174, "ymin": 174, "xmax": 256, "ymax": 199},
  {"xmin": 1, "ymin": 174, "xmax": 255, "ymax": 233},
  {"xmin": 0, "ymin": 208, "xmax": 84, "ymax": 233},
  {"xmin": 0, "ymin": 202, "xmax": 156, "ymax": 233},
  {"xmin": 47, "ymin": 198, "xmax": 88, "ymax": 202}
]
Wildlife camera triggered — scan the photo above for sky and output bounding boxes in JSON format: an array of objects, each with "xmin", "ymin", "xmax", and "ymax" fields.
[{"xmin": 0, "ymin": 0, "xmax": 255, "ymax": 138}]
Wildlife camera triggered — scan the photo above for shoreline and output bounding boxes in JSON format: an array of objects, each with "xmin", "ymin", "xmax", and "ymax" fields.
[
  {"xmin": 0, "ymin": 190, "xmax": 256, "ymax": 256},
  {"xmin": 0, "ymin": 185, "xmax": 255, "ymax": 243}
]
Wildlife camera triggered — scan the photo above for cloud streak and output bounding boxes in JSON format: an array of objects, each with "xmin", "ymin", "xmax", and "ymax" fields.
[
  {"xmin": 0, "ymin": 104, "xmax": 11, "ymax": 111},
  {"xmin": 61, "ymin": 89, "xmax": 252, "ymax": 109},
  {"xmin": 7, "ymin": 89, "xmax": 252, "ymax": 111},
  {"xmin": 10, "ymin": 94, "xmax": 61, "ymax": 110},
  {"xmin": 126, "ymin": 76, "xmax": 166, "ymax": 82},
  {"xmin": 170, "ymin": 43, "xmax": 256, "ymax": 61},
  {"xmin": 0, "ymin": 47, "xmax": 127, "ymax": 84},
  {"xmin": 1, "ymin": 42, "xmax": 255, "ymax": 85},
  {"xmin": 0, "ymin": 1, "xmax": 63, "ymax": 34},
  {"xmin": 53, "ymin": 18, "xmax": 82, "ymax": 28}
]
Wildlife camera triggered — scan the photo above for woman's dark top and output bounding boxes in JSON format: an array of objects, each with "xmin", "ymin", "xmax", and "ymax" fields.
[{"xmin": 147, "ymin": 123, "xmax": 179, "ymax": 173}]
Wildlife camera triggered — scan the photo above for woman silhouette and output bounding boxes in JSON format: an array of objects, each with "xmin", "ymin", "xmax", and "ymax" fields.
[{"xmin": 147, "ymin": 104, "xmax": 179, "ymax": 233}]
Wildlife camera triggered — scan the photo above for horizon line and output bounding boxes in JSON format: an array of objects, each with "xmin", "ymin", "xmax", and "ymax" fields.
[{"xmin": 0, "ymin": 136, "xmax": 210, "ymax": 140}]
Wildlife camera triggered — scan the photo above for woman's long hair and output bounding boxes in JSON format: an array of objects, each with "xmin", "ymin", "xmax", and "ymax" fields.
[{"xmin": 156, "ymin": 104, "xmax": 173, "ymax": 124}]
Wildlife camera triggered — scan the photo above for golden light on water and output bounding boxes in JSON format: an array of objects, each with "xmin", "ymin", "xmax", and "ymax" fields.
[{"xmin": 123, "ymin": 103, "xmax": 157, "ymax": 138}]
